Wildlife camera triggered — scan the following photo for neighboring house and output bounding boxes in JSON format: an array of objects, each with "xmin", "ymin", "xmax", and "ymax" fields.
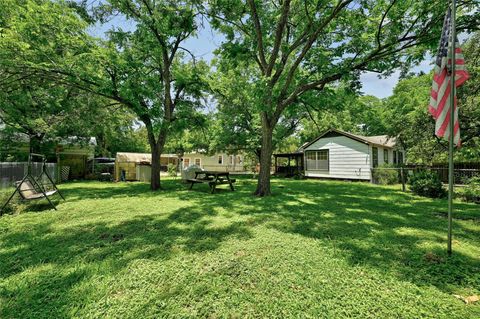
[
  {"xmin": 181, "ymin": 153, "xmax": 245, "ymax": 172},
  {"xmin": 302, "ymin": 129, "xmax": 405, "ymax": 181},
  {"xmin": 0, "ymin": 134, "xmax": 95, "ymax": 180},
  {"xmin": 115, "ymin": 152, "xmax": 245, "ymax": 182}
]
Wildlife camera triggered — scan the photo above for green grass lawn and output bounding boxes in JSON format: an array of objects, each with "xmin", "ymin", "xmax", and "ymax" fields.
[{"xmin": 0, "ymin": 177, "xmax": 479, "ymax": 318}]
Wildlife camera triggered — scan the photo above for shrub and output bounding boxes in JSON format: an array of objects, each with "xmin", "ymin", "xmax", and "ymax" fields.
[
  {"xmin": 167, "ymin": 163, "xmax": 177, "ymax": 177},
  {"xmin": 408, "ymin": 170, "xmax": 447, "ymax": 198},
  {"xmin": 462, "ymin": 176, "xmax": 480, "ymax": 203},
  {"xmin": 372, "ymin": 164, "xmax": 398, "ymax": 185}
]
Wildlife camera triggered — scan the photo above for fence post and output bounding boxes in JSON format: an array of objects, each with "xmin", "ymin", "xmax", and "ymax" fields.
[{"xmin": 400, "ymin": 166, "xmax": 406, "ymax": 192}]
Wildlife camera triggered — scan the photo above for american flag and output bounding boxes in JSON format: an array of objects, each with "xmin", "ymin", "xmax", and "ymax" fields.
[{"xmin": 429, "ymin": 8, "xmax": 469, "ymax": 146}]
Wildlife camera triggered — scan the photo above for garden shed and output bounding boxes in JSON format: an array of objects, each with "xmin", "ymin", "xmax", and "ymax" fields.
[{"xmin": 114, "ymin": 152, "xmax": 179, "ymax": 181}]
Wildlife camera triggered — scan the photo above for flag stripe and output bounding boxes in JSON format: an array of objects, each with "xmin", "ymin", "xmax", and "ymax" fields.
[{"xmin": 429, "ymin": 7, "xmax": 469, "ymax": 147}]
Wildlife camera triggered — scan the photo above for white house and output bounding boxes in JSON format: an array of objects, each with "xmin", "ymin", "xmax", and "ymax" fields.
[
  {"xmin": 181, "ymin": 153, "xmax": 245, "ymax": 172},
  {"xmin": 302, "ymin": 129, "xmax": 405, "ymax": 181}
]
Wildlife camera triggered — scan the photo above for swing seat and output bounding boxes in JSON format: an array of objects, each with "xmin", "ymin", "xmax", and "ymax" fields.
[{"xmin": 15, "ymin": 180, "xmax": 58, "ymax": 200}]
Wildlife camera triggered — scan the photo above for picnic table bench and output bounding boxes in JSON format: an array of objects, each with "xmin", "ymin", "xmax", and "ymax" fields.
[{"xmin": 187, "ymin": 171, "xmax": 236, "ymax": 194}]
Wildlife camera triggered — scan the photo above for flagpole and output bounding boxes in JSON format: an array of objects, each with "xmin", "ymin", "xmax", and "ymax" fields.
[{"xmin": 447, "ymin": 0, "xmax": 456, "ymax": 256}]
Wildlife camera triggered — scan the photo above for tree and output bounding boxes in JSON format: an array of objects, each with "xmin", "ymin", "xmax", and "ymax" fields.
[
  {"xmin": 209, "ymin": 66, "xmax": 303, "ymax": 160},
  {"xmin": 207, "ymin": 0, "xmax": 479, "ymax": 196},
  {"xmin": 381, "ymin": 74, "xmax": 439, "ymax": 163},
  {"xmin": 0, "ymin": 0, "xmax": 209, "ymax": 190},
  {"xmin": 457, "ymin": 31, "xmax": 480, "ymax": 160},
  {"xmin": 0, "ymin": 2, "xmax": 137, "ymax": 158},
  {"xmin": 297, "ymin": 85, "xmax": 387, "ymax": 144},
  {"xmin": 0, "ymin": 0, "xmax": 93, "ymax": 153},
  {"xmin": 71, "ymin": 0, "xmax": 209, "ymax": 190}
]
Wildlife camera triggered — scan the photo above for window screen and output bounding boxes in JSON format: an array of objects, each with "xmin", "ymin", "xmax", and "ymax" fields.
[{"xmin": 305, "ymin": 150, "xmax": 329, "ymax": 171}]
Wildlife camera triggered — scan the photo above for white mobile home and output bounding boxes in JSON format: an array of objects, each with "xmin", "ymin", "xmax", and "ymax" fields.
[
  {"xmin": 181, "ymin": 153, "xmax": 245, "ymax": 172},
  {"xmin": 303, "ymin": 129, "xmax": 405, "ymax": 181}
]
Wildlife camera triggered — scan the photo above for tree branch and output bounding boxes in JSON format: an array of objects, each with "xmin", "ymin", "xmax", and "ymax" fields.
[
  {"xmin": 247, "ymin": 0, "xmax": 268, "ymax": 73},
  {"xmin": 266, "ymin": 0, "xmax": 291, "ymax": 76}
]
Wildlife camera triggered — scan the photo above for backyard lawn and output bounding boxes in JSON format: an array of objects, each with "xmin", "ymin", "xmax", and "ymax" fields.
[{"xmin": 0, "ymin": 177, "xmax": 479, "ymax": 318}]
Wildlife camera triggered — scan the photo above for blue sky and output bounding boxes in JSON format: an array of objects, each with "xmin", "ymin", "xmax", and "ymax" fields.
[{"xmin": 88, "ymin": 17, "xmax": 434, "ymax": 99}]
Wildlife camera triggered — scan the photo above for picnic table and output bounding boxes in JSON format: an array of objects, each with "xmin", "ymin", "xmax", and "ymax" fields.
[{"xmin": 187, "ymin": 171, "xmax": 236, "ymax": 194}]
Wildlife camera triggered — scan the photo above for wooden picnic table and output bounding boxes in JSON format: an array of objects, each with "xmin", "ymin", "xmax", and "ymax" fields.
[{"xmin": 187, "ymin": 171, "xmax": 236, "ymax": 194}]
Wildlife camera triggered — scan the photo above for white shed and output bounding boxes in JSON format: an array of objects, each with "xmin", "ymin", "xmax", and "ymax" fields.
[{"xmin": 303, "ymin": 129, "xmax": 405, "ymax": 181}]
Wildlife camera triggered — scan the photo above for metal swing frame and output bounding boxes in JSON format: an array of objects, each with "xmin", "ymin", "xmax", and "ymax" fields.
[{"xmin": 1, "ymin": 153, "xmax": 65, "ymax": 215}]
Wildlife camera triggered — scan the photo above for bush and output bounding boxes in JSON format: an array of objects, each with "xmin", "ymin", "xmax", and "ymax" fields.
[
  {"xmin": 372, "ymin": 164, "xmax": 398, "ymax": 185},
  {"xmin": 167, "ymin": 163, "xmax": 177, "ymax": 177},
  {"xmin": 408, "ymin": 170, "xmax": 447, "ymax": 198},
  {"xmin": 462, "ymin": 176, "xmax": 480, "ymax": 203}
]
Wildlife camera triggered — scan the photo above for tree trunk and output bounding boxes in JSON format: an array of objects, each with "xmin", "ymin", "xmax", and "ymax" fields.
[
  {"xmin": 254, "ymin": 118, "xmax": 274, "ymax": 196},
  {"xmin": 150, "ymin": 141, "xmax": 162, "ymax": 191},
  {"xmin": 29, "ymin": 133, "xmax": 45, "ymax": 155},
  {"xmin": 145, "ymin": 121, "xmax": 168, "ymax": 191}
]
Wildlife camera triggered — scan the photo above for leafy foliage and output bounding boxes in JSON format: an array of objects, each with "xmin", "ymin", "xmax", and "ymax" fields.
[
  {"xmin": 408, "ymin": 170, "xmax": 447, "ymax": 198},
  {"xmin": 372, "ymin": 164, "xmax": 399, "ymax": 185},
  {"xmin": 462, "ymin": 176, "xmax": 480, "ymax": 203}
]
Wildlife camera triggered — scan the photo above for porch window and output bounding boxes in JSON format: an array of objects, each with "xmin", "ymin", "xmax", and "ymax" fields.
[
  {"xmin": 393, "ymin": 151, "xmax": 397, "ymax": 164},
  {"xmin": 384, "ymin": 149, "xmax": 389, "ymax": 164},
  {"xmin": 305, "ymin": 150, "xmax": 329, "ymax": 171},
  {"xmin": 398, "ymin": 151, "xmax": 404, "ymax": 165},
  {"xmin": 372, "ymin": 147, "xmax": 379, "ymax": 168}
]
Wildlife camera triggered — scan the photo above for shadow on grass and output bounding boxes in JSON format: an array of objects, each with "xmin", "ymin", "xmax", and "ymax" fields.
[
  {"xmin": 0, "ymin": 177, "xmax": 478, "ymax": 317},
  {"xmin": 0, "ymin": 196, "xmax": 253, "ymax": 317}
]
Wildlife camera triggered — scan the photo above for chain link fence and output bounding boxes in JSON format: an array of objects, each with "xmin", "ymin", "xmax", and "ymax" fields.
[
  {"xmin": 371, "ymin": 165, "xmax": 480, "ymax": 189},
  {"xmin": 0, "ymin": 162, "xmax": 59, "ymax": 189}
]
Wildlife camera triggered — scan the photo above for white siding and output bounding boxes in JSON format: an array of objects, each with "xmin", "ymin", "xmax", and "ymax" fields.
[
  {"xmin": 183, "ymin": 153, "xmax": 245, "ymax": 172},
  {"xmin": 304, "ymin": 136, "xmax": 371, "ymax": 180}
]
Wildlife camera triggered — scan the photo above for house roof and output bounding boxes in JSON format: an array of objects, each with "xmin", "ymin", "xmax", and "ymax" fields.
[{"xmin": 304, "ymin": 128, "xmax": 397, "ymax": 149}]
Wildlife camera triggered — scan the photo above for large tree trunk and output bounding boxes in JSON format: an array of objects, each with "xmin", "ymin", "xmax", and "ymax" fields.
[
  {"xmin": 254, "ymin": 117, "xmax": 274, "ymax": 196},
  {"xmin": 150, "ymin": 142, "xmax": 162, "ymax": 190},
  {"xmin": 148, "ymin": 128, "xmax": 167, "ymax": 191}
]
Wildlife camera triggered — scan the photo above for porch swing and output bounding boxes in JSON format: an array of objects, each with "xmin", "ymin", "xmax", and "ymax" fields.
[{"xmin": 1, "ymin": 153, "xmax": 65, "ymax": 214}]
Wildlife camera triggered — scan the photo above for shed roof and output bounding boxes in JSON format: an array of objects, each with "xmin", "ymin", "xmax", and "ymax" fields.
[{"xmin": 304, "ymin": 129, "xmax": 397, "ymax": 149}]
